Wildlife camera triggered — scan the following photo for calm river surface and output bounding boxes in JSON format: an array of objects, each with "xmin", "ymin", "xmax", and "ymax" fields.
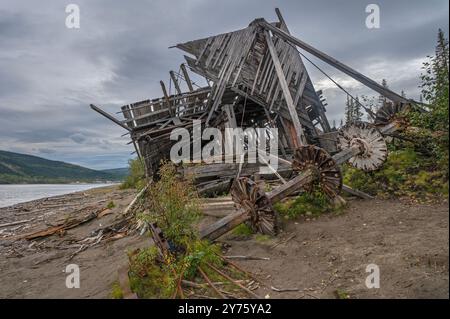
[{"xmin": 0, "ymin": 184, "xmax": 114, "ymax": 208}]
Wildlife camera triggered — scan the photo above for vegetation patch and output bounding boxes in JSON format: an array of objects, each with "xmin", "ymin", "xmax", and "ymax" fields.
[
  {"xmin": 231, "ymin": 223, "xmax": 254, "ymax": 238},
  {"xmin": 120, "ymin": 158, "xmax": 146, "ymax": 190},
  {"xmin": 106, "ymin": 201, "xmax": 116, "ymax": 209},
  {"xmin": 126, "ymin": 162, "xmax": 255, "ymax": 299},
  {"xmin": 273, "ymin": 188, "xmax": 337, "ymax": 220},
  {"xmin": 344, "ymin": 30, "xmax": 448, "ymax": 202}
]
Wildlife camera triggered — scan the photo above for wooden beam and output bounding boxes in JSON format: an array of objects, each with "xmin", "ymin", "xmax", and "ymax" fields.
[
  {"xmin": 180, "ymin": 64, "xmax": 194, "ymax": 92},
  {"xmin": 264, "ymin": 30, "xmax": 308, "ymax": 146},
  {"xmin": 200, "ymin": 210, "xmax": 250, "ymax": 240},
  {"xmin": 342, "ymin": 185, "xmax": 374, "ymax": 200},
  {"xmin": 257, "ymin": 19, "xmax": 410, "ymax": 104},
  {"xmin": 169, "ymin": 70, "xmax": 182, "ymax": 95},
  {"xmin": 160, "ymin": 81, "xmax": 175, "ymax": 117},
  {"xmin": 90, "ymin": 104, "xmax": 131, "ymax": 132}
]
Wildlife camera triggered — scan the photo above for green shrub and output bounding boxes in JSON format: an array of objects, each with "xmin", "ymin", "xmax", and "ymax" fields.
[
  {"xmin": 181, "ymin": 239, "xmax": 223, "ymax": 280},
  {"xmin": 128, "ymin": 246, "xmax": 177, "ymax": 298},
  {"xmin": 121, "ymin": 158, "xmax": 146, "ymax": 190},
  {"xmin": 141, "ymin": 162, "xmax": 201, "ymax": 247}
]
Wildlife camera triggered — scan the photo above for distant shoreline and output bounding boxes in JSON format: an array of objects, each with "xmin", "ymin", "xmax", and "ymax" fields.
[
  {"xmin": 0, "ymin": 181, "xmax": 121, "ymax": 185},
  {"xmin": 0, "ymin": 183, "xmax": 119, "ymax": 208}
]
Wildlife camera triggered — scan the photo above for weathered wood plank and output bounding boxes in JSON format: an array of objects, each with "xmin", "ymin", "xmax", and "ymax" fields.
[{"xmin": 264, "ymin": 30, "xmax": 307, "ymax": 147}]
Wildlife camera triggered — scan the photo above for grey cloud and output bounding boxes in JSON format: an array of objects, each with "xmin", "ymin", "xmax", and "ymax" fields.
[{"xmin": 69, "ymin": 133, "xmax": 87, "ymax": 144}]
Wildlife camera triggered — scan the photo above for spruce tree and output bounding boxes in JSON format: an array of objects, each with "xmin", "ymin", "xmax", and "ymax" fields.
[
  {"xmin": 378, "ymin": 79, "xmax": 389, "ymax": 110},
  {"xmin": 420, "ymin": 28, "xmax": 449, "ymax": 132},
  {"xmin": 344, "ymin": 95, "xmax": 354, "ymax": 125},
  {"xmin": 353, "ymin": 96, "xmax": 363, "ymax": 122}
]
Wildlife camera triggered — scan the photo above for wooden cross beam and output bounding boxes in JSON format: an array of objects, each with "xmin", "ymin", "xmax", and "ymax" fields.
[
  {"xmin": 169, "ymin": 70, "xmax": 182, "ymax": 95},
  {"xmin": 180, "ymin": 64, "xmax": 194, "ymax": 92},
  {"xmin": 160, "ymin": 81, "xmax": 175, "ymax": 117}
]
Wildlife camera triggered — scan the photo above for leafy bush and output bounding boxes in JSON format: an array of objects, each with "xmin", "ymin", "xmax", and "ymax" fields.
[
  {"xmin": 142, "ymin": 162, "xmax": 201, "ymax": 246},
  {"xmin": 128, "ymin": 246, "xmax": 176, "ymax": 298},
  {"xmin": 127, "ymin": 162, "xmax": 232, "ymax": 298},
  {"xmin": 120, "ymin": 158, "xmax": 146, "ymax": 190},
  {"xmin": 181, "ymin": 239, "xmax": 223, "ymax": 280},
  {"xmin": 128, "ymin": 239, "xmax": 223, "ymax": 298}
]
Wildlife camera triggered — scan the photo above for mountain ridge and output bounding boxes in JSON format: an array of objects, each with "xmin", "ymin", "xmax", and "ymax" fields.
[{"xmin": 0, "ymin": 150, "xmax": 127, "ymax": 184}]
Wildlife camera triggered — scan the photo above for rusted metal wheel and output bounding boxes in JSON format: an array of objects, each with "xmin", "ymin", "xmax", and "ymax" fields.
[
  {"xmin": 230, "ymin": 177, "xmax": 277, "ymax": 236},
  {"xmin": 338, "ymin": 121, "xmax": 388, "ymax": 172},
  {"xmin": 291, "ymin": 145, "xmax": 342, "ymax": 199},
  {"xmin": 375, "ymin": 102, "xmax": 409, "ymax": 127}
]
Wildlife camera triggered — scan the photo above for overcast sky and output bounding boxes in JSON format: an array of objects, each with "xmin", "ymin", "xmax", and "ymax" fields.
[{"xmin": 0, "ymin": 0, "xmax": 448, "ymax": 169}]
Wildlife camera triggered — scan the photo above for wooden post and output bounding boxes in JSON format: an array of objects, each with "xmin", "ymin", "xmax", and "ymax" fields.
[
  {"xmin": 180, "ymin": 64, "xmax": 194, "ymax": 92},
  {"xmin": 170, "ymin": 71, "xmax": 182, "ymax": 95},
  {"xmin": 199, "ymin": 210, "xmax": 251, "ymax": 240},
  {"xmin": 90, "ymin": 104, "xmax": 131, "ymax": 132},
  {"xmin": 160, "ymin": 80, "xmax": 175, "ymax": 117},
  {"xmin": 341, "ymin": 185, "xmax": 374, "ymax": 200},
  {"xmin": 264, "ymin": 30, "xmax": 308, "ymax": 146}
]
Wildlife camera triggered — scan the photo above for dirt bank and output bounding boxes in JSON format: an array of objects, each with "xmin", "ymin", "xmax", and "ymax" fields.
[
  {"xmin": 219, "ymin": 198, "xmax": 449, "ymax": 299},
  {"xmin": 0, "ymin": 188, "xmax": 448, "ymax": 299}
]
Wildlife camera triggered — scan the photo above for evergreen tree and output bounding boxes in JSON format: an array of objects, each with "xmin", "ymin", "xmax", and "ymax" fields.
[
  {"xmin": 353, "ymin": 96, "xmax": 363, "ymax": 122},
  {"xmin": 409, "ymin": 29, "xmax": 449, "ymax": 174},
  {"xmin": 378, "ymin": 79, "xmax": 389, "ymax": 109},
  {"xmin": 419, "ymin": 28, "xmax": 449, "ymax": 133},
  {"xmin": 361, "ymin": 95, "xmax": 377, "ymax": 123},
  {"xmin": 344, "ymin": 95, "xmax": 354, "ymax": 125}
]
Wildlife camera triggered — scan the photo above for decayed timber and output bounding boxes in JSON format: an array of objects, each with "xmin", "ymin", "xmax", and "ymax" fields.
[
  {"xmin": 264, "ymin": 30, "xmax": 307, "ymax": 147},
  {"xmin": 341, "ymin": 185, "xmax": 374, "ymax": 200},
  {"xmin": 199, "ymin": 210, "xmax": 251, "ymax": 240},
  {"xmin": 199, "ymin": 121, "xmax": 403, "ymax": 241}
]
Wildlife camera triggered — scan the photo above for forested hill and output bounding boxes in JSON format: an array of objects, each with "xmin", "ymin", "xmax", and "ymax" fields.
[{"xmin": 0, "ymin": 150, "xmax": 126, "ymax": 184}]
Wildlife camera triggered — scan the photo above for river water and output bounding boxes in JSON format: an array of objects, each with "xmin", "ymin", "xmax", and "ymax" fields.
[{"xmin": 0, "ymin": 184, "xmax": 114, "ymax": 208}]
